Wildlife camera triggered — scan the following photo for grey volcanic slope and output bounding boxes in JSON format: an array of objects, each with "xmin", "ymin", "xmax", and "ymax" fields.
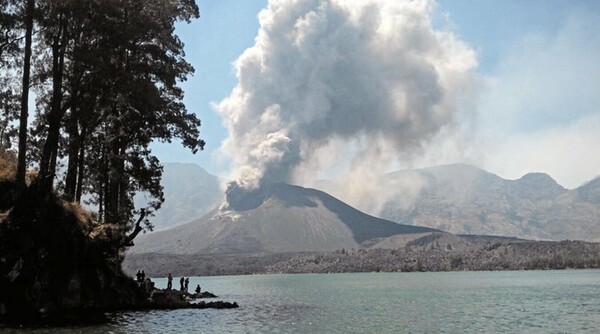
[
  {"xmin": 130, "ymin": 183, "xmax": 437, "ymax": 255},
  {"xmin": 376, "ymin": 164, "xmax": 600, "ymax": 241},
  {"xmin": 134, "ymin": 163, "xmax": 222, "ymax": 230}
]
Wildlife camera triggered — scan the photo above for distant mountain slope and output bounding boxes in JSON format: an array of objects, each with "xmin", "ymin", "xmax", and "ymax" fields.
[
  {"xmin": 124, "ymin": 234, "xmax": 600, "ymax": 276},
  {"xmin": 130, "ymin": 183, "xmax": 438, "ymax": 255},
  {"xmin": 135, "ymin": 163, "xmax": 222, "ymax": 230},
  {"xmin": 139, "ymin": 163, "xmax": 599, "ymax": 243},
  {"xmin": 375, "ymin": 164, "xmax": 600, "ymax": 241}
]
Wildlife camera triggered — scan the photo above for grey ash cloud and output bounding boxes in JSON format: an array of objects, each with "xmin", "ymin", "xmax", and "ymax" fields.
[{"xmin": 216, "ymin": 0, "xmax": 478, "ymax": 209}]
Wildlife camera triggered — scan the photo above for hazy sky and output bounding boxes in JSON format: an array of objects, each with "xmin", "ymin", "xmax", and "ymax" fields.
[{"xmin": 152, "ymin": 0, "xmax": 600, "ymax": 189}]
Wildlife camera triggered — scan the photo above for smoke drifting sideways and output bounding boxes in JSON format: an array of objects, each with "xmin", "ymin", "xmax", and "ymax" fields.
[{"xmin": 217, "ymin": 0, "xmax": 479, "ymax": 211}]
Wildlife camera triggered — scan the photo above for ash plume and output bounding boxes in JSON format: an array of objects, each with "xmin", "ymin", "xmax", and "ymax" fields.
[{"xmin": 217, "ymin": 0, "xmax": 478, "ymax": 210}]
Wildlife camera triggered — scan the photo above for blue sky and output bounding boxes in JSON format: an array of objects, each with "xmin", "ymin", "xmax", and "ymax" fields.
[{"xmin": 153, "ymin": 0, "xmax": 600, "ymax": 189}]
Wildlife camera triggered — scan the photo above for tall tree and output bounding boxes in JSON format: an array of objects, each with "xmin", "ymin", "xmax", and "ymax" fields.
[
  {"xmin": 90, "ymin": 0, "xmax": 204, "ymax": 230},
  {"xmin": 13, "ymin": 0, "xmax": 35, "ymax": 193},
  {"xmin": 3, "ymin": 0, "xmax": 204, "ymax": 243}
]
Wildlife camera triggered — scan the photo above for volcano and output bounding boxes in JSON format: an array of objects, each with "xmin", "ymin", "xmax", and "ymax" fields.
[{"xmin": 130, "ymin": 183, "xmax": 437, "ymax": 255}]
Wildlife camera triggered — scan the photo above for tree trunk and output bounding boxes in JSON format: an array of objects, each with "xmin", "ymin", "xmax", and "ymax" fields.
[
  {"xmin": 15, "ymin": 0, "xmax": 35, "ymax": 195},
  {"xmin": 106, "ymin": 136, "xmax": 121, "ymax": 224},
  {"xmin": 39, "ymin": 14, "xmax": 67, "ymax": 193},
  {"xmin": 122, "ymin": 209, "xmax": 146, "ymax": 247},
  {"xmin": 65, "ymin": 31, "xmax": 86, "ymax": 202},
  {"xmin": 64, "ymin": 94, "xmax": 81, "ymax": 201},
  {"xmin": 64, "ymin": 119, "xmax": 79, "ymax": 201},
  {"xmin": 118, "ymin": 145, "xmax": 128, "ymax": 218},
  {"xmin": 75, "ymin": 125, "xmax": 87, "ymax": 202}
]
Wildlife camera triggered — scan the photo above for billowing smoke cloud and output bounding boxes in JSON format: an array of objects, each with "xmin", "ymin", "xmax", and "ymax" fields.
[{"xmin": 217, "ymin": 0, "xmax": 478, "ymax": 210}]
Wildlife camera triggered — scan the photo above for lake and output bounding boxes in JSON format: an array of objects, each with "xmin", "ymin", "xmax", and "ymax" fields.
[{"xmin": 3, "ymin": 270, "xmax": 599, "ymax": 333}]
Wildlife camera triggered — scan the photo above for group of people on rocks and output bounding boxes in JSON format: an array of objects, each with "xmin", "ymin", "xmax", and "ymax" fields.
[
  {"xmin": 136, "ymin": 271, "xmax": 202, "ymax": 294},
  {"xmin": 135, "ymin": 270, "xmax": 155, "ymax": 293},
  {"xmin": 135, "ymin": 270, "xmax": 146, "ymax": 282},
  {"xmin": 166, "ymin": 273, "xmax": 201, "ymax": 294}
]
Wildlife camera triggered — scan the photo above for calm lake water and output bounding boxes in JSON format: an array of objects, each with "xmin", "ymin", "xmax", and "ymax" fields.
[{"xmin": 3, "ymin": 270, "xmax": 600, "ymax": 333}]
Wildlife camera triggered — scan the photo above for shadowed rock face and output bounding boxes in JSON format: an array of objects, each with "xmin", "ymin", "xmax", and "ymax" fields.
[
  {"xmin": 0, "ymin": 183, "xmax": 238, "ymax": 324},
  {"xmin": 0, "ymin": 184, "xmax": 146, "ymax": 324},
  {"xmin": 131, "ymin": 183, "xmax": 437, "ymax": 255}
]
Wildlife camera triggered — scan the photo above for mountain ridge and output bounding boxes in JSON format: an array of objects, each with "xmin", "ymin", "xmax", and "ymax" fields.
[
  {"xmin": 373, "ymin": 164, "xmax": 599, "ymax": 241},
  {"xmin": 130, "ymin": 183, "xmax": 438, "ymax": 255},
  {"xmin": 149, "ymin": 162, "xmax": 600, "ymax": 243},
  {"xmin": 135, "ymin": 162, "xmax": 222, "ymax": 230}
]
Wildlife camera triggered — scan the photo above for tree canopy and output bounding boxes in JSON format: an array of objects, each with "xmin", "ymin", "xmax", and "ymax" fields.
[{"xmin": 0, "ymin": 0, "xmax": 204, "ymax": 240}]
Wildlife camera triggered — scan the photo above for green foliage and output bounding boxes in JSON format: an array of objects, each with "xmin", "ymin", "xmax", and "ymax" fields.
[
  {"xmin": 0, "ymin": 1, "xmax": 21, "ymax": 65},
  {"xmin": 2, "ymin": 0, "xmax": 204, "ymax": 239},
  {"xmin": 0, "ymin": 1, "xmax": 206, "ymax": 321}
]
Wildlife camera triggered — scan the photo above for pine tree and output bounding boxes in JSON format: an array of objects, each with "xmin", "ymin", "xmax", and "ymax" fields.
[{"xmin": 4, "ymin": 0, "xmax": 205, "ymax": 243}]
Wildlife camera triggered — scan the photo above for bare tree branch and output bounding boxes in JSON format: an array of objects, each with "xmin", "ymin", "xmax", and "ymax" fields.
[{"xmin": 123, "ymin": 208, "xmax": 146, "ymax": 247}]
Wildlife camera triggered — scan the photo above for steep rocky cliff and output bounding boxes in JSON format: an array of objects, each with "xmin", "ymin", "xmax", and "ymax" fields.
[{"xmin": 0, "ymin": 182, "xmax": 146, "ymax": 323}]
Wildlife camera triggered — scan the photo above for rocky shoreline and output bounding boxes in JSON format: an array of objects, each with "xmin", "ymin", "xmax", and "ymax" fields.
[
  {"xmin": 125, "ymin": 234, "xmax": 600, "ymax": 277},
  {"xmin": 0, "ymin": 183, "xmax": 238, "ymax": 325},
  {"xmin": 143, "ymin": 286, "xmax": 237, "ymax": 310},
  {"xmin": 0, "ymin": 285, "xmax": 238, "ymax": 325}
]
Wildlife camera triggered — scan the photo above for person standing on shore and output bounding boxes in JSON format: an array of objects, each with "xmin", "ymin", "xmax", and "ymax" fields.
[
  {"xmin": 184, "ymin": 277, "xmax": 190, "ymax": 292},
  {"xmin": 167, "ymin": 273, "xmax": 173, "ymax": 290},
  {"xmin": 180, "ymin": 276, "xmax": 185, "ymax": 291}
]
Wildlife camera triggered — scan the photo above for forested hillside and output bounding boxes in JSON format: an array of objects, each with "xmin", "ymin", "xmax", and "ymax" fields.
[{"xmin": 0, "ymin": 0, "xmax": 205, "ymax": 322}]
